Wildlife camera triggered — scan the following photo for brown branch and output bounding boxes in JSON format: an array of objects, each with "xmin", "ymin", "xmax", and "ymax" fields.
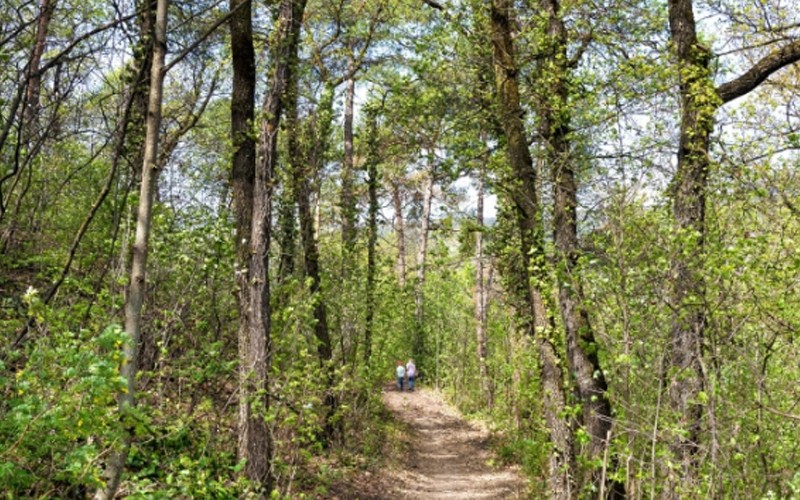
[
  {"xmin": 717, "ymin": 39, "xmax": 800, "ymax": 104},
  {"xmin": 568, "ymin": 26, "xmax": 594, "ymax": 68},
  {"xmin": 37, "ymin": 11, "xmax": 138, "ymax": 75},
  {"xmin": 163, "ymin": 0, "xmax": 250, "ymax": 73},
  {"xmin": 10, "ymin": 63, "xmax": 144, "ymax": 351},
  {"xmin": 422, "ymin": 0, "xmax": 444, "ymax": 10},
  {"xmin": 760, "ymin": 403, "xmax": 800, "ymax": 421},
  {"xmin": 157, "ymin": 72, "xmax": 219, "ymax": 167}
]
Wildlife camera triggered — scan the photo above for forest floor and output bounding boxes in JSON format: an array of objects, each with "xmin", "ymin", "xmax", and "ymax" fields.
[{"xmin": 331, "ymin": 386, "xmax": 529, "ymax": 499}]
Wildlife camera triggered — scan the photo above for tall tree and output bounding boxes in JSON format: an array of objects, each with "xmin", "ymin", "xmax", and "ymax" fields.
[
  {"xmin": 364, "ymin": 100, "xmax": 382, "ymax": 365},
  {"xmin": 23, "ymin": 0, "xmax": 57, "ymax": 128},
  {"xmin": 413, "ymin": 149, "xmax": 436, "ymax": 358},
  {"xmin": 95, "ymin": 0, "xmax": 169, "ymax": 497},
  {"xmin": 392, "ymin": 178, "xmax": 408, "ymax": 287},
  {"xmin": 287, "ymin": 64, "xmax": 337, "ymax": 446},
  {"xmin": 533, "ymin": 0, "xmax": 623, "ymax": 495},
  {"xmin": 228, "ymin": 0, "xmax": 266, "ymax": 490},
  {"xmin": 474, "ymin": 146, "xmax": 492, "ymax": 407},
  {"xmin": 237, "ymin": 0, "xmax": 308, "ymax": 490},
  {"xmin": 665, "ymin": 0, "xmax": 800, "ymax": 493},
  {"xmin": 489, "ymin": 0, "xmax": 576, "ymax": 496}
]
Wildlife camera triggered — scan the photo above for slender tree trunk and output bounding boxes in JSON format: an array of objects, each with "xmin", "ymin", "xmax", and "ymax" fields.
[
  {"xmin": 278, "ymin": 63, "xmax": 299, "ymax": 288},
  {"xmin": 95, "ymin": 0, "xmax": 167, "ymax": 498},
  {"xmin": 474, "ymin": 154, "xmax": 492, "ymax": 407},
  {"xmin": 296, "ymin": 152, "xmax": 333, "ymax": 372},
  {"xmin": 392, "ymin": 179, "xmax": 407, "ymax": 287},
  {"xmin": 276, "ymin": 183, "xmax": 297, "ymax": 284},
  {"xmin": 414, "ymin": 159, "xmax": 435, "ymax": 358},
  {"xmin": 125, "ymin": 0, "xmax": 156, "ymax": 179},
  {"xmin": 364, "ymin": 107, "xmax": 380, "ymax": 366},
  {"xmin": 24, "ymin": 0, "xmax": 57, "ymax": 128},
  {"xmin": 489, "ymin": 1, "xmax": 575, "ymax": 497},
  {"xmin": 341, "ymin": 74, "xmax": 357, "ymax": 256},
  {"xmin": 0, "ymin": 0, "xmax": 56, "ymax": 250},
  {"xmin": 287, "ymin": 64, "xmax": 337, "ymax": 446},
  {"xmin": 338, "ymin": 73, "xmax": 358, "ymax": 363}
]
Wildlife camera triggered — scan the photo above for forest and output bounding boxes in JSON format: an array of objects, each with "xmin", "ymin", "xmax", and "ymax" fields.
[{"xmin": 2, "ymin": 0, "xmax": 800, "ymax": 497}]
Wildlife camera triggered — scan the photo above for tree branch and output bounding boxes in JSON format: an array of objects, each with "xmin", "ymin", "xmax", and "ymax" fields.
[
  {"xmin": 760, "ymin": 403, "xmax": 800, "ymax": 421},
  {"xmin": 422, "ymin": 0, "xmax": 444, "ymax": 10},
  {"xmin": 163, "ymin": 0, "xmax": 250, "ymax": 73},
  {"xmin": 717, "ymin": 39, "xmax": 800, "ymax": 104}
]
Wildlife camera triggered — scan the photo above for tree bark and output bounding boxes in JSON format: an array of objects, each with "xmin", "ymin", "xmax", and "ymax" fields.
[
  {"xmin": 286, "ymin": 64, "xmax": 338, "ymax": 445},
  {"xmin": 338, "ymin": 73, "xmax": 358, "ymax": 364},
  {"xmin": 536, "ymin": 0, "xmax": 623, "ymax": 496},
  {"xmin": 364, "ymin": 106, "xmax": 380, "ymax": 366},
  {"xmin": 665, "ymin": 0, "xmax": 716, "ymax": 492},
  {"xmin": 125, "ymin": 0, "xmax": 156, "ymax": 179},
  {"xmin": 276, "ymin": 180, "xmax": 297, "ymax": 284},
  {"xmin": 95, "ymin": 0, "xmax": 168, "ymax": 498},
  {"xmin": 474, "ymin": 154, "xmax": 492, "ymax": 407},
  {"xmin": 341, "ymin": 74, "xmax": 358, "ymax": 256},
  {"xmin": 392, "ymin": 179, "xmax": 407, "ymax": 287},
  {"xmin": 237, "ymin": 0, "xmax": 308, "ymax": 490},
  {"xmin": 0, "ymin": 0, "xmax": 56, "ymax": 250},
  {"xmin": 228, "ymin": 0, "xmax": 272, "ymax": 491},
  {"xmin": 413, "ymin": 158, "xmax": 435, "ymax": 358},
  {"xmin": 665, "ymin": 0, "xmax": 800, "ymax": 493},
  {"xmin": 24, "ymin": 0, "xmax": 57, "ymax": 128},
  {"xmin": 489, "ymin": 1, "xmax": 575, "ymax": 497}
]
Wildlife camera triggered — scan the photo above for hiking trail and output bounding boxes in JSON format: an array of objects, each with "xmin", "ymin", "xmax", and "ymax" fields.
[{"xmin": 339, "ymin": 386, "xmax": 528, "ymax": 499}]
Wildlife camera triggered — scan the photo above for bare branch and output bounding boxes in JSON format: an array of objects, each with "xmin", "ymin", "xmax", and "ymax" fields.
[
  {"xmin": 422, "ymin": 0, "xmax": 445, "ymax": 10},
  {"xmin": 760, "ymin": 403, "xmax": 800, "ymax": 421},
  {"xmin": 717, "ymin": 39, "xmax": 800, "ymax": 104},
  {"xmin": 164, "ymin": 0, "xmax": 250, "ymax": 73}
]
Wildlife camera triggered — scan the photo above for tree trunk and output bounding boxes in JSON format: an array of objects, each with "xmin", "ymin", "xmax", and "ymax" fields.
[
  {"xmin": 664, "ymin": 0, "xmax": 800, "ymax": 492},
  {"xmin": 535, "ymin": 0, "xmax": 623, "ymax": 496},
  {"xmin": 95, "ymin": 0, "xmax": 168, "ymax": 497},
  {"xmin": 24, "ymin": 0, "xmax": 57, "ymax": 129},
  {"xmin": 125, "ymin": 0, "xmax": 157, "ymax": 179},
  {"xmin": 289, "ymin": 67, "xmax": 338, "ymax": 446},
  {"xmin": 364, "ymin": 106, "xmax": 380, "ymax": 366},
  {"xmin": 276, "ymin": 180, "xmax": 297, "ymax": 284},
  {"xmin": 341, "ymin": 74, "xmax": 357, "ymax": 256},
  {"xmin": 238, "ymin": 0, "xmax": 308, "ymax": 490},
  {"xmin": 414, "ymin": 159, "xmax": 435, "ymax": 358},
  {"xmin": 392, "ymin": 179, "xmax": 407, "ymax": 287},
  {"xmin": 474, "ymin": 154, "xmax": 492, "ymax": 407},
  {"xmin": 338, "ymin": 73, "xmax": 358, "ymax": 364},
  {"xmin": 489, "ymin": 1, "xmax": 576, "ymax": 497},
  {"xmin": 228, "ymin": 0, "xmax": 272, "ymax": 491},
  {"xmin": 664, "ymin": 0, "xmax": 715, "ymax": 494},
  {"xmin": 0, "ymin": 0, "xmax": 56, "ymax": 249}
]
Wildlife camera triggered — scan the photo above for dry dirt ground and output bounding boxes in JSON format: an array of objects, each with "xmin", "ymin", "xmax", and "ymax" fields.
[{"xmin": 338, "ymin": 386, "xmax": 528, "ymax": 499}]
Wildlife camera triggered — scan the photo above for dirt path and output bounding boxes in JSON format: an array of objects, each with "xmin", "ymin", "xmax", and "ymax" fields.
[{"xmin": 377, "ymin": 387, "xmax": 528, "ymax": 499}]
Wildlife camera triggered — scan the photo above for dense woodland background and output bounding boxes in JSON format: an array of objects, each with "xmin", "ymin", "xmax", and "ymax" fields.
[{"xmin": 2, "ymin": 0, "xmax": 800, "ymax": 497}]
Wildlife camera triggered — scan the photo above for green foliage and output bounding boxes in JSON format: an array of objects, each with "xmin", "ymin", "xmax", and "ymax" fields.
[
  {"xmin": 3, "ymin": 0, "xmax": 800, "ymax": 496},
  {"xmin": 0, "ymin": 322, "xmax": 127, "ymax": 496}
]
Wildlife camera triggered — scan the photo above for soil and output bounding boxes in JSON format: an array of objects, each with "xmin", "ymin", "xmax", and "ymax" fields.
[{"xmin": 340, "ymin": 386, "xmax": 528, "ymax": 499}]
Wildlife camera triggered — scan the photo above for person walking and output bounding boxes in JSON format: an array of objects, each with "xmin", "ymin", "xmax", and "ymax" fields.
[
  {"xmin": 396, "ymin": 360, "xmax": 406, "ymax": 391},
  {"xmin": 406, "ymin": 358, "xmax": 416, "ymax": 392}
]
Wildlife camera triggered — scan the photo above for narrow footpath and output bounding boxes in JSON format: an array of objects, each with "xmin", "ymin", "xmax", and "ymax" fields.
[{"xmin": 376, "ymin": 387, "xmax": 528, "ymax": 499}]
